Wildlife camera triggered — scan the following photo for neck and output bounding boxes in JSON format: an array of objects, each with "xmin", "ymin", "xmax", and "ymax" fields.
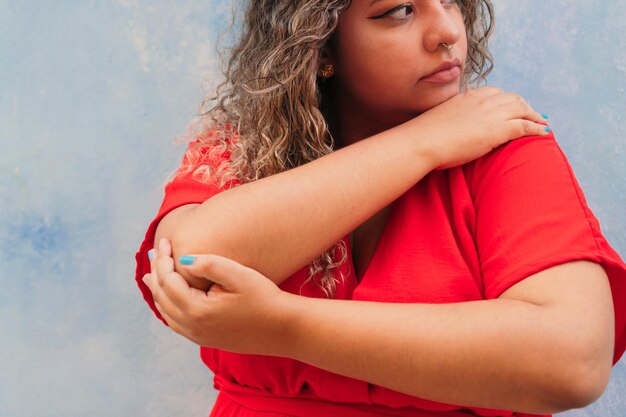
[{"xmin": 328, "ymin": 87, "xmax": 417, "ymax": 149}]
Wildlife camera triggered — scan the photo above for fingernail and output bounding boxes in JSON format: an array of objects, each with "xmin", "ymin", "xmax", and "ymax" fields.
[
  {"xmin": 544, "ymin": 126, "xmax": 552, "ymax": 133},
  {"xmin": 542, "ymin": 113, "xmax": 549, "ymax": 120},
  {"xmin": 148, "ymin": 250, "xmax": 154, "ymax": 261},
  {"xmin": 179, "ymin": 255, "xmax": 196, "ymax": 265}
]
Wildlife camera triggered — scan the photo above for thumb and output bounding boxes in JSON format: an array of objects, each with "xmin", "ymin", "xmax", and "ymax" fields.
[{"xmin": 178, "ymin": 254, "xmax": 254, "ymax": 290}]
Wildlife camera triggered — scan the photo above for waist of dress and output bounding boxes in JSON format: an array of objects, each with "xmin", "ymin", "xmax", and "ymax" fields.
[{"xmin": 216, "ymin": 377, "xmax": 487, "ymax": 417}]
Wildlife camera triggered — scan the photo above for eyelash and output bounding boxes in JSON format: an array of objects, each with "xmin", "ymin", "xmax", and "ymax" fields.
[
  {"xmin": 370, "ymin": 1, "xmax": 457, "ymax": 21},
  {"xmin": 370, "ymin": 3, "xmax": 414, "ymax": 21}
]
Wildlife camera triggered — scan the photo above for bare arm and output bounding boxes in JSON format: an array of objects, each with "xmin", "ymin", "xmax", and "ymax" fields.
[
  {"xmin": 147, "ymin": 253, "xmax": 615, "ymax": 415},
  {"xmin": 157, "ymin": 119, "xmax": 435, "ymax": 288},
  {"xmin": 155, "ymin": 89, "xmax": 549, "ymax": 289},
  {"xmin": 279, "ymin": 261, "xmax": 614, "ymax": 414}
]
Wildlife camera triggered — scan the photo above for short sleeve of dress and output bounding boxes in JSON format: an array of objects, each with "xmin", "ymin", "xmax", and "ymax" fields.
[
  {"xmin": 134, "ymin": 140, "xmax": 234, "ymax": 325},
  {"xmin": 468, "ymin": 133, "xmax": 626, "ymax": 364}
]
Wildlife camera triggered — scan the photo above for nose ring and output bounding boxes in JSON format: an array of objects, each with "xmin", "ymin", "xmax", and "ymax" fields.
[{"xmin": 439, "ymin": 42, "xmax": 453, "ymax": 50}]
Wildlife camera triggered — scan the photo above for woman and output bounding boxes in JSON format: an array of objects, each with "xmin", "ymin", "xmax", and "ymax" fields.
[{"xmin": 136, "ymin": 0, "xmax": 626, "ymax": 416}]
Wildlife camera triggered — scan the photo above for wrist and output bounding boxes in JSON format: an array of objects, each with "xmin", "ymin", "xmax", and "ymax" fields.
[
  {"xmin": 269, "ymin": 291, "xmax": 311, "ymax": 359},
  {"xmin": 393, "ymin": 117, "xmax": 441, "ymax": 173}
]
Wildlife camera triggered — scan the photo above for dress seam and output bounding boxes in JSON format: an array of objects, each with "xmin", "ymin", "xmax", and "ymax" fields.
[{"xmin": 554, "ymin": 144, "xmax": 603, "ymax": 255}]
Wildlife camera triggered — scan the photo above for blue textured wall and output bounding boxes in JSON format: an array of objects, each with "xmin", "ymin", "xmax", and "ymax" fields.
[{"xmin": 1, "ymin": 1, "xmax": 624, "ymax": 416}]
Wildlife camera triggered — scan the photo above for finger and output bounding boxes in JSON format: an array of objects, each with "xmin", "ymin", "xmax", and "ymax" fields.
[
  {"xmin": 152, "ymin": 241, "xmax": 215, "ymax": 316},
  {"xmin": 156, "ymin": 255, "xmax": 175, "ymax": 287},
  {"xmin": 153, "ymin": 299, "xmax": 187, "ymax": 336},
  {"xmin": 160, "ymin": 268, "xmax": 211, "ymax": 313},
  {"xmin": 506, "ymin": 119, "xmax": 552, "ymax": 140},
  {"xmin": 149, "ymin": 249, "xmax": 159, "ymax": 282},
  {"xmin": 142, "ymin": 273, "xmax": 152, "ymax": 289},
  {"xmin": 149, "ymin": 269, "xmax": 188, "ymax": 323},
  {"xmin": 497, "ymin": 93, "xmax": 548, "ymax": 125},
  {"xmin": 144, "ymin": 272, "xmax": 182, "ymax": 324},
  {"xmin": 179, "ymin": 254, "xmax": 260, "ymax": 291},
  {"xmin": 158, "ymin": 238, "xmax": 172, "ymax": 257},
  {"xmin": 153, "ymin": 299, "xmax": 168, "ymax": 322},
  {"xmin": 156, "ymin": 240, "xmax": 176, "ymax": 287},
  {"xmin": 151, "ymin": 268, "xmax": 216, "ymax": 341}
]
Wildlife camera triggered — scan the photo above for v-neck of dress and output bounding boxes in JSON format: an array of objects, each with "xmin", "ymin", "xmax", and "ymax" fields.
[{"xmin": 350, "ymin": 204, "xmax": 394, "ymax": 282}]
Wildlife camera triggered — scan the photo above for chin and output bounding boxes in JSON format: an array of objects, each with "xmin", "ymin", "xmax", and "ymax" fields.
[{"xmin": 415, "ymin": 88, "xmax": 460, "ymax": 112}]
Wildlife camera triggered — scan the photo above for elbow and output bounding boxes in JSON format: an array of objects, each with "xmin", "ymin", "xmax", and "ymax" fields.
[
  {"xmin": 536, "ymin": 282, "xmax": 615, "ymax": 413},
  {"xmin": 545, "ymin": 366, "xmax": 610, "ymax": 413},
  {"xmin": 541, "ymin": 346, "xmax": 612, "ymax": 413},
  {"xmin": 154, "ymin": 204, "xmax": 205, "ymax": 253},
  {"xmin": 165, "ymin": 205, "xmax": 224, "ymax": 258},
  {"xmin": 171, "ymin": 226, "xmax": 232, "ymax": 290},
  {"xmin": 157, "ymin": 206, "xmax": 225, "ymax": 291},
  {"xmin": 168, "ymin": 224, "xmax": 202, "ymax": 256}
]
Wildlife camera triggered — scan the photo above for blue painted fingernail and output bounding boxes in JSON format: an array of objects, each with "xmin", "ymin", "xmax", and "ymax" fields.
[
  {"xmin": 179, "ymin": 255, "xmax": 196, "ymax": 265},
  {"xmin": 544, "ymin": 126, "xmax": 551, "ymax": 133},
  {"xmin": 148, "ymin": 250, "xmax": 154, "ymax": 261},
  {"xmin": 542, "ymin": 113, "xmax": 549, "ymax": 120}
]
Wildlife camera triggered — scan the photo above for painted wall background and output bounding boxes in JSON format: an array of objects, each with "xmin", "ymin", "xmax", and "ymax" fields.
[{"xmin": 0, "ymin": 1, "xmax": 624, "ymax": 416}]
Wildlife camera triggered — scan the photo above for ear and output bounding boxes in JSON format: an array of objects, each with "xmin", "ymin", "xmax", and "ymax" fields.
[
  {"xmin": 317, "ymin": 47, "xmax": 336, "ymax": 79},
  {"xmin": 320, "ymin": 43, "xmax": 335, "ymax": 63}
]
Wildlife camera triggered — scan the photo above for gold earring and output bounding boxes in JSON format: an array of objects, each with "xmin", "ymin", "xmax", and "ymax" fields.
[{"xmin": 318, "ymin": 63, "xmax": 334, "ymax": 78}]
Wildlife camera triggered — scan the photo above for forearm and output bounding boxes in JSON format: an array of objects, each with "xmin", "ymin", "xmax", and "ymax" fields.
[
  {"xmin": 277, "ymin": 296, "xmax": 595, "ymax": 414},
  {"xmin": 148, "ymin": 247, "xmax": 613, "ymax": 412},
  {"xmin": 158, "ymin": 118, "xmax": 436, "ymax": 284},
  {"xmin": 157, "ymin": 88, "xmax": 551, "ymax": 287}
]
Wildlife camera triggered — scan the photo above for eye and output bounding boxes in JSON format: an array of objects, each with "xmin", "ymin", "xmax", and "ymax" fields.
[
  {"xmin": 388, "ymin": 5, "xmax": 413, "ymax": 19},
  {"xmin": 369, "ymin": 4, "xmax": 414, "ymax": 21}
]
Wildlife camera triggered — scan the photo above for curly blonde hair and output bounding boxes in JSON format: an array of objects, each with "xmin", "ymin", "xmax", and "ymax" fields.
[{"xmin": 179, "ymin": 0, "xmax": 495, "ymax": 296}]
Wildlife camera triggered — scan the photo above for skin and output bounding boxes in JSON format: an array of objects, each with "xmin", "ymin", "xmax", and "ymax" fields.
[
  {"xmin": 154, "ymin": 0, "xmax": 548, "ymax": 291},
  {"xmin": 329, "ymin": 0, "xmax": 468, "ymax": 145},
  {"xmin": 145, "ymin": 242, "xmax": 614, "ymax": 414},
  {"xmin": 143, "ymin": 0, "xmax": 615, "ymax": 414},
  {"xmin": 328, "ymin": 0, "xmax": 465, "ymax": 271}
]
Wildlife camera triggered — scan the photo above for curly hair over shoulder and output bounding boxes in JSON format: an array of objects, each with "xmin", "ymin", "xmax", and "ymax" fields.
[{"xmin": 180, "ymin": 0, "xmax": 495, "ymax": 296}]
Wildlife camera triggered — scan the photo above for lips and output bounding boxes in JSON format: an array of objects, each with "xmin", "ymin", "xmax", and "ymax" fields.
[{"xmin": 420, "ymin": 58, "xmax": 462, "ymax": 83}]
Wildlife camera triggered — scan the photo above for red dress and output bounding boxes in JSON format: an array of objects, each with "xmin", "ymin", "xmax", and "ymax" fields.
[{"xmin": 135, "ymin": 133, "xmax": 626, "ymax": 417}]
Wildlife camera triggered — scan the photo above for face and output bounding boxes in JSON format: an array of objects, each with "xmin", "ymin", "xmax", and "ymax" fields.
[{"xmin": 327, "ymin": 0, "xmax": 468, "ymax": 136}]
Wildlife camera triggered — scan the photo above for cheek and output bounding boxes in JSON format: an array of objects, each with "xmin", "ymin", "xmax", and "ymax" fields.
[
  {"xmin": 335, "ymin": 19, "xmax": 376, "ymax": 71},
  {"xmin": 334, "ymin": 28, "xmax": 415, "ymax": 96}
]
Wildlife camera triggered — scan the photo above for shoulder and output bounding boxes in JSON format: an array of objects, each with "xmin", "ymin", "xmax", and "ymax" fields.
[
  {"xmin": 465, "ymin": 131, "xmax": 617, "ymax": 300},
  {"xmin": 462, "ymin": 131, "xmax": 592, "ymax": 232},
  {"xmin": 484, "ymin": 131, "xmax": 564, "ymax": 166},
  {"xmin": 464, "ymin": 134, "xmax": 626, "ymax": 366},
  {"xmin": 462, "ymin": 132, "xmax": 579, "ymax": 202}
]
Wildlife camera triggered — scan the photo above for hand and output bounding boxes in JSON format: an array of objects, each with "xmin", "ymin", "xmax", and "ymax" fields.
[
  {"xmin": 411, "ymin": 86, "xmax": 550, "ymax": 170},
  {"xmin": 143, "ymin": 239, "xmax": 291, "ymax": 354}
]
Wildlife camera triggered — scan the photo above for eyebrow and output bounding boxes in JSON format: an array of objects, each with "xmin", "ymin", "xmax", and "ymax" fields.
[{"xmin": 370, "ymin": 0, "xmax": 385, "ymax": 5}]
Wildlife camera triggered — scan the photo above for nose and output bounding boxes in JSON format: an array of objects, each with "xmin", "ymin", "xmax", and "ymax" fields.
[{"xmin": 422, "ymin": 3, "xmax": 463, "ymax": 52}]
